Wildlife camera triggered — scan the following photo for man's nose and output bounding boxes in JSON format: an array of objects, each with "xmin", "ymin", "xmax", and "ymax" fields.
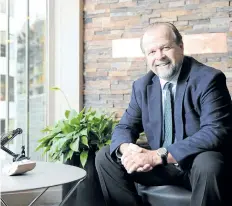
[{"xmin": 154, "ymin": 49, "xmax": 165, "ymax": 60}]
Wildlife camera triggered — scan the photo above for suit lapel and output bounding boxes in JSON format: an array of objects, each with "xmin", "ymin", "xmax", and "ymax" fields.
[
  {"xmin": 147, "ymin": 75, "xmax": 162, "ymax": 147},
  {"xmin": 174, "ymin": 57, "xmax": 191, "ymax": 141}
]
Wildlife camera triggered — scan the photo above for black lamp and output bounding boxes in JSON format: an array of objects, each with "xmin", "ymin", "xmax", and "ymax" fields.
[{"xmin": 1, "ymin": 128, "xmax": 29, "ymax": 162}]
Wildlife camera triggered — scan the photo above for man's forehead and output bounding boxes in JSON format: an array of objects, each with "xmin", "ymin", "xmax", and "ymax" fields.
[
  {"xmin": 144, "ymin": 26, "xmax": 173, "ymax": 40},
  {"xmin": 143, "ymin": 26, "xmax": 174, "ymax": 45},
  {"xmin": 143, "ymin": 34, "xmax": 173, "ymax": 47}
]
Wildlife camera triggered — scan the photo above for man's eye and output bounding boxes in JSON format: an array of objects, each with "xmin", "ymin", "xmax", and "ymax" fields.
[
  {"xmin": 163, "ymin": 46, "xmax": 171, "ymax": 51},
  {"xmin": 149, "ymin": 50, "xmax": 156, "ymax": 55}
]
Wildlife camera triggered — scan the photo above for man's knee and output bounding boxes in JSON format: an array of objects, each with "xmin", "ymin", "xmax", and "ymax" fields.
[
  {"xmin": 191, "ymin": 151, "xmax": 225, "ymax": 176},
  {"xmin": 95, "ymin": 145, "xmax": 110, "ymax": 169}
]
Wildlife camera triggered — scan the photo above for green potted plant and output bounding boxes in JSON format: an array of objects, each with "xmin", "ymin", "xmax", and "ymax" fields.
[
  {"xmin": 36, "ymin": 87, "xmax": 118, "ymax": 167},
  {"xmin": 36, "ymin": 106, "xmax": 117, "ymax": 167},
  {"xmin": 36, "ymin": 87, "xmax": 118, "ymax": 206}
]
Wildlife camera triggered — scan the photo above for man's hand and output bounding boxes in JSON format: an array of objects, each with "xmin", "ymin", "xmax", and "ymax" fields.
[
  {"xmin": 122, "ymin": 150, "xmax": 162, "ymax": 173},
  {"xmin": 120, "ymin": 143, "xmax": 147, "ymax": 173},
  {"xmin": 120, "ymin": 143, "xmax": 143, "ymax": 158},
  {"xmin": 120, "ymin": 143, "xmax": 162, "ymax": 174}
]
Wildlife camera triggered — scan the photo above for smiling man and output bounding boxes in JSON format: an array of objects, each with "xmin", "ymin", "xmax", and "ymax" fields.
[
  {"xmin": 142, "ymin": 23, "xmax": 183, "ymax": 81},
  {"xmin": 95, "ymin": 22, "xmax": 232, "ymax": 206}
]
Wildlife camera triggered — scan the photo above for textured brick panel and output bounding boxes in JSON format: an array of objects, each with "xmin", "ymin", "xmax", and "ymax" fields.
[
  {"xmin": 84, "ymin": 0, "xmax": 232, "ymax": 116},
  {"xmin": 183, "ymin": 33, "xmax": 227, "ymax": 54},
  {"xmin": 112, "ymin": 33, "xmax": 227, "ymax": 58},
  {"xmin": 112, "ymin": 38, "xmax": 143, "ymax": 58}
]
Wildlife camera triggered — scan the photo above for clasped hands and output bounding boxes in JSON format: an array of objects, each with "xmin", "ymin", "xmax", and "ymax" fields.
[{"xmin": 120, "ymin": 143, "xmax": 162, "ymax": 174}]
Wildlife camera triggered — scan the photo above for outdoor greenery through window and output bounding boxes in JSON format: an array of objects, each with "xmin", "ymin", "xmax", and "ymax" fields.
[{"xmin": 0, "ymin": 0, "xmax": 47, "ymax": 161}]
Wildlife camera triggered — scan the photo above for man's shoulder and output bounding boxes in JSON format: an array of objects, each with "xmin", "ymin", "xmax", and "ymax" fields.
[
  {"xmin": 133, "ymin": 70, "xmax": 155, "ymax": 88},
  {"xmin": 188, "ymin": 56, "xmax": 224, "ymax": 79}
]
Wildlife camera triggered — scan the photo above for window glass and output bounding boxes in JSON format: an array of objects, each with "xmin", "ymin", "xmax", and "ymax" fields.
[
  {"xmin": 0, "ymin": 0, "xmax": 6, "ymax": 13},
  {"xmin": 1, "ymin": 0, "xmax": 47, "ymax": 161}
]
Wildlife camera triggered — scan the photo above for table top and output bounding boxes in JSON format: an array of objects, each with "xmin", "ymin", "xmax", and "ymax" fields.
[{"xmin": 1, "ymin": 161, "xmax": 86, "ymax": 194}]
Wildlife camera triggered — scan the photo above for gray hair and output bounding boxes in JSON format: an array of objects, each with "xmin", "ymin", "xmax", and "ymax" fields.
[{"xmin": 140, "ymin": 22, "xmax": 183, "ymax": 53}]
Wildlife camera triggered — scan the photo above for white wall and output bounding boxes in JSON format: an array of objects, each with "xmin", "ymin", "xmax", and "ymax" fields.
[{"xmin": 48, "ymin": 0, "xmax": 83, "ymax": 124}]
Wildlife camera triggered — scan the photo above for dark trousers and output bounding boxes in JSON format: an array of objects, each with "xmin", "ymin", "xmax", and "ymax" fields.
[{"xmin": 95, "ymin": 146, "xmax": 228, "ymax": 206}]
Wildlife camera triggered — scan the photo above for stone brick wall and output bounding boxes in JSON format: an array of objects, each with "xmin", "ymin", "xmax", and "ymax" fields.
[{"xmin": 83, "ymin": 0, "xmax": 232, "ymax": 118}]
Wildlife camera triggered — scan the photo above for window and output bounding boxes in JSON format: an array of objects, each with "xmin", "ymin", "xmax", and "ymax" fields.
[
  {"xmin": 0, "ymin": 0, "xmax": 6, "ymax": 13},
  {"xmin": 0, "ymin": 119, "xmax": 5, "ymax": 134},
  {"xmin": 0, "ymin": 44, "xmax": 6, "ymax": 57},
  {"xmin": 0, "ymin": 31, "xmax": 6, "ymax": 57},
  {"xmin": 0, "ymin": 75, "xmax": 14, "ymax": 101},
  {"xmin": 0, "ymin": 0, "xmax": 47, "ymax": 161}
]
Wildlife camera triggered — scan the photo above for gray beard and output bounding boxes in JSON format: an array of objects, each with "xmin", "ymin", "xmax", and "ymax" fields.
[{"xmin": 156, "ymin": 62, "xmax": 182, "ymax": 81}]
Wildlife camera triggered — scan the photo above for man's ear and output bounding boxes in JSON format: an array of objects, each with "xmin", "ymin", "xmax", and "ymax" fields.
[
  {"xmin": 179, "ymin": 43, "xmax": 184, "ymax": 54},
  {"xmin": 179, "ymin": 43, "xmax": 184, "ymax": 50}
]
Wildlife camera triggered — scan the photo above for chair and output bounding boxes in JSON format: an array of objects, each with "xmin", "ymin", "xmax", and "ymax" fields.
[
  {"xmin": 136, "ymin": 140, "xmax": 191, "ymax": 206},
  {"xmin": 137, "ymin": 184, "xmax": 191, "ymax": 206},
  {"xmin": 136, "ymin": 140, "xmax": 232, "ymax": 206}
]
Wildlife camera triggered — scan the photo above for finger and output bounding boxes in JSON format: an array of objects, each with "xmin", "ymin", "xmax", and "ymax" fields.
[
  {"xmin": 122, "ymin": 145, "xmax": 142, "ymax": 163},
  {"xmin": 121, "ymin": 151, "xmax": 130, "ymax": 163},
  {"xmin": 122, "ymin": 156, "xmax": 131, "ymax": 167},
  {"xmin": 136, "ymin": 164, "xmax": 151, "ymax": 173},
  {"xmin": 142, "ymin": 164, "xmax": 153, "ymax": 172},
  {"xmin": 124, "ymin": 153, "xmax": 145, "ymax": 172},
  {"xmin": 121, "ymin": 152, "xmax": 134, "ymax": 165},
  {"xmin": 142, "ymin": 167, "xmax": 153, "ymax": 172},
  {"xmin": 136, "ymin": 167, "xmax": 144, "ymax": 172},
  {"xmin": 128, "ymin": 143, "xmax": 143, "ymax": 153},
  {"xmin": 143, "ymin": 164, "xmax": 151, "ymax": 170},
  {"xmin": 128, "ymin": 161, "xmax": 140, "ymax": 174},
  {"xmin": 125, "ymin": 155, "xmax": 141, "ymax": 172},
  {"xmin": 127, "ymin": 156, "xmax": 145, "ymax": 174},
  {"xmin": 121, "ymin": 148, "xmax": 135, "ymax": 162},
  {"xmin": 124, "ymin": 157, "xmax": 136, "ymax": 171}
]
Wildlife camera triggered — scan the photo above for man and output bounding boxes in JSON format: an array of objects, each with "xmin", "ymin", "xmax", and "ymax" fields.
[{"xmin": 95, "ymin": 22, "xmax": 232, "ymax": 206}]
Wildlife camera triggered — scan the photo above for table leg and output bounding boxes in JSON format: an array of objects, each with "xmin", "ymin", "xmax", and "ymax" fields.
[
  {"xmin": 27, "ymin": 187, "xmax": 49, "ymax": 206},
  {"xmin": 1, "ymin": 198, "xmax": 9, "ymax": 206},
  {"xmin": 1, "ymin": 177, "xmax": 86, "ymax": 206},
  {"xmin": 59, "ymin": 176, "xmax": 86, "ymax": 206}
]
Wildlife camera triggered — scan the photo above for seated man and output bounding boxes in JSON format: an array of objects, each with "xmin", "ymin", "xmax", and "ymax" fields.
[{"xmin": 95, "ymin": 22, "xmax": 232, "ymax": 206}]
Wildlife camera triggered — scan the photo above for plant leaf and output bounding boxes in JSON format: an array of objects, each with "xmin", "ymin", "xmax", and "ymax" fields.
[
  {"xmin": 70, "ymin": 137, "xmax": 80, "ymax": 152},
  {"xmin": 41, "ymin": 126, "xmax": 53, "ymax": 133},
  {"xmin": 79, "ymin": 128, "xmax": 88, "ymax": 136},
  {"xmin": 64, "ymin": 149, "xmax": 74, "ymax": 161},
  {"xmin": 68, "ymin": 109, "xmax": 78, "ymax": 120},
  {"xmin": 35, "ymin": 143, "xmax": 47, "ymax": 151},
  {"xmin": 97, "ymin": 143, "xmax": 104, "ymax": 150},
  {"xmin": 81, "ymin": 136, "xmax": 89, "ymax": 147},
  {"xmin": 37, "ymin": 134, "xmax": 53, "ymax": 143},
  {"xmin": 55, "ymin": 133, "xmax": 65, "ymax": 138},
  {"xmin": 65, "ymin": 131, "xmax": 76, "ymax": 139},
  {"xmin": 49, "ymin": 137, "xmax": 68, "ymax": 157},
  {"xmin": 65, "ymin": 110, "xmax": 70, "ymax": 119},
  {"xmin": 56, "ymin": 137, "xmax": 69, "ymax": 151},
  {"xmin": 51, "ymin": 87, "xmax": 60, "ymax": 91},
  {"xmin": 80, "ymin": 150, "xmax": 88, "ymax": 168},
  {"xmin": 59, "ymin": 120, "xmax": 74, "ymax": 134},
  {"xmin": 67, "ymin": 150, "xmax": 74, "ymax": 159},
  {"xmin": 105, "ymin": 139, "xmax": 111, "ymax": 145}
]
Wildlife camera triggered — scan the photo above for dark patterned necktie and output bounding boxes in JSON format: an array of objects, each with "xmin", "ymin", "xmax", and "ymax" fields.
[{"xmin": 162, "ymin": 82, "xmax": 173, "ymax": 148}]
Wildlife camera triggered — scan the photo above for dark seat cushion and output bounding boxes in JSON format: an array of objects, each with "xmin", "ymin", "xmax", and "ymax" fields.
[
  {"xmin": 137, "ymin": 184, "xmax": 191, "ymax": 206},
  {"xmin": 135, "ymin": 140, "xmax": 191, "ymax": 205}
]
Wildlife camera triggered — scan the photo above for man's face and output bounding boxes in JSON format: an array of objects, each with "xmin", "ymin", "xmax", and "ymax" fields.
[{"xmin": 142, "ymin": 26, "xmax": 184, "ymax": 81}]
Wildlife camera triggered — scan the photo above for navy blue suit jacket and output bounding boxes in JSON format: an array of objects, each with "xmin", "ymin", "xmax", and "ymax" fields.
[{"xmin": 110, "ymin": 56, "xmax": 232, "ymax": 169}]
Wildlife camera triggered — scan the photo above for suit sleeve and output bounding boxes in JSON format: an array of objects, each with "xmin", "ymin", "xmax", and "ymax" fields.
[
  {"xmin": 110, "ymin": 82, "xmax": 144, "ymax": 155},
  {"xmin": 168, "ymin": 72, "xmax": 232, "ymax": 169}
]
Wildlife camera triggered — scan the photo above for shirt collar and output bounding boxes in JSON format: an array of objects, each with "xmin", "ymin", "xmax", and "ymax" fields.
[{"xmin": 159, "ymin": 61, "xmax": 183, "ymax": 90}]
